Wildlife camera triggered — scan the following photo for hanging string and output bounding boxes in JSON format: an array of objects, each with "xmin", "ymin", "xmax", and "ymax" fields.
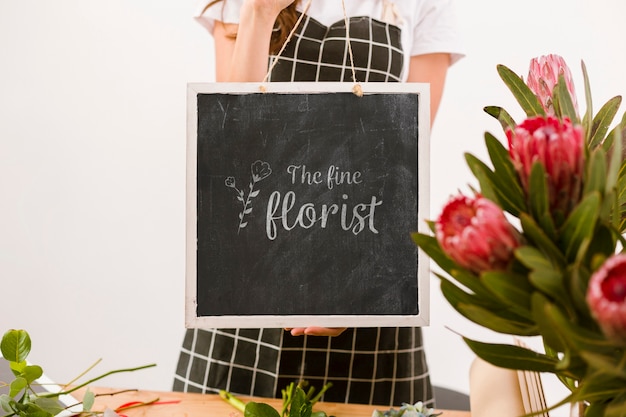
[
  {"xmin": 260, "ymin": 0, "xmax": 363, "ymax": 97},
  {"xmin": 260, "ymin": 0, "xmax": 313, "ymax": 91},
  {"xmin": 341, "ymin": 0, "xmax": 363, "ymax": 97}
]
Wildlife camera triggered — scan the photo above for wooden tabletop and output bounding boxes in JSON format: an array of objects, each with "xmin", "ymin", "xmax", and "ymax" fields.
[{"xmin": 75, "ymin": 387, "xmax": 471, "ymax": 417}]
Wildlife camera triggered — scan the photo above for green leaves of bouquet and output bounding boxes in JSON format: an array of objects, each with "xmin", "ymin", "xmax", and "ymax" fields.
[{"xmin": 412, "ymin": 55, "xmax": 626, "ymax": 416}]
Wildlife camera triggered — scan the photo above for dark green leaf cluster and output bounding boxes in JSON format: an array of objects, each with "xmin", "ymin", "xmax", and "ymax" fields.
[
  {"xmin": 222, "ymin": 381, "xmax": 333, "ymax": 417},
  {"xmin": 0, "ymin": 329, "xmax": 156, "ymax": 417},
  {"xmin": 413, "ymin": 61, "xmax": 626, "ymax": 416}
]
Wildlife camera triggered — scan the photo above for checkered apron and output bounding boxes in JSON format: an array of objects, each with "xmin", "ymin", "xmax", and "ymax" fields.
[{"xmin": 174, "ymin": 13, "xmax": 433, "ymax": 407}]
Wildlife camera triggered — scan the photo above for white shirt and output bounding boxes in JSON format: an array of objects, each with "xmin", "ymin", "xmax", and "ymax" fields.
[{"xmin": 195, "ymin": 0, "xmax": 465, "ymax": 81}]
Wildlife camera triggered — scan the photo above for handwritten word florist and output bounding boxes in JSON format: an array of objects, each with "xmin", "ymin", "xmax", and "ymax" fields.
[{"xmin": 265, "ymin": 165, "xmax": 382, "ymax": 240}]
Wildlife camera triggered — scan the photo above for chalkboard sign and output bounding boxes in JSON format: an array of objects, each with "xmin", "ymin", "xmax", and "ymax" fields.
[{"xmin": 186, "ymin": 82, "xmax": 430, "ymax": 328}]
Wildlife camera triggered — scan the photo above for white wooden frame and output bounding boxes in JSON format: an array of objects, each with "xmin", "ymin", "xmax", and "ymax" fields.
[{"xmin": 185, "ymin": 82, "xmax": 431, "ymax": 328}]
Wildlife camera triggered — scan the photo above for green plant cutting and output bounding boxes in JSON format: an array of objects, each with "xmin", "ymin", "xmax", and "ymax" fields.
[
  {"xmin": 0, "ymin": 329, "xmax": 156, "ymax": 417},
  {"xmin": 220, "ymin": 381, "xmax": 442, "ymax": 417},
  {"xmin": 220, "ymin": 381, "xmax": 333, "ymax": 417}
]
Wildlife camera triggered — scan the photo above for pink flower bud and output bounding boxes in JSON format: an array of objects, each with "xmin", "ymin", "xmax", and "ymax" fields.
[
  {"xmin": 527, "ymin": 54, "xmax": 578, "ymax": 116},
  {"xmin": 507, "ymin": 116, "xmax": 584, "ymax": 216},
  {"xmin": 435, "ymin": 194, "xmax": 522, "ymax": 274},
  {"xmin": 587, "ymin": 254, "xmax": 626, "ymax": 345}
]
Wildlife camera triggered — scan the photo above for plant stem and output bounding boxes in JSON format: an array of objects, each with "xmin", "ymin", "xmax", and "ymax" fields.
[
  {"xmin": 39, "ymin": 364, "xmax": 157, "ymax": 398},
  {"xmin": 115, "ymin": 397, "xmax": 160, "ymax": 412},
  {"xmin": 219, "ymin": 389, "xmax": 246, "ymax": 412},
  {"xmin": 62, "ymin": 358, "xmax": 103, "ymax": 389},
  {"xmin": 309, "ymin": 382, "xmax": 332, "ymax": 405}
]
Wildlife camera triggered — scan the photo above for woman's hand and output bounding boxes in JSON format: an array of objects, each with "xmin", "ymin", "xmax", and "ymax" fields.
[
  {"xmin": 285, "ymin": 327, "xmax": 347, "ymax": 337},
  {"xmin": 243, "ymin": 0, "xmax": 296, "ymax": 21}
]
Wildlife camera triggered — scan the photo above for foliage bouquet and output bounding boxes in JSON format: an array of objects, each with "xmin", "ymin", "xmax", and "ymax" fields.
[
  {"xmin": 1, "ymin": 329, "xmax": 156, "ymax": 417},
  {"xmin": 412, "ymin": 54, "xmax": 626, "ymax": 416}
]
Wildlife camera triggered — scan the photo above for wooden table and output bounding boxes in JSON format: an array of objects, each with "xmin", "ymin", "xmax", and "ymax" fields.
[{"xmin": 76, "ymin": 387, "xmax": 470, "ymax": 417}]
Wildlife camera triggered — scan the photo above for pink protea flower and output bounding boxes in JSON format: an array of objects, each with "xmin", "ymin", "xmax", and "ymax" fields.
[
  {"xmin": 527, "ymin": 54, "xmax": 578, "ymax": 116},
  {"xmin": 435, "ymin": 194, "xmax": 522, "ymax": 274},
  {"xmin": 507, "ymin": 116, "xmax": 584, "ymax": 216},
  {"xmin": 587, "ymin": 254, "xmax": 626, "ymax": 345}
]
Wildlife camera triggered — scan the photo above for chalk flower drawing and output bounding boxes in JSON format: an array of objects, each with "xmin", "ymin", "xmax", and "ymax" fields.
[{"xmin": 225, "ymin": 160, "xmax": 272, "ymax": 233}]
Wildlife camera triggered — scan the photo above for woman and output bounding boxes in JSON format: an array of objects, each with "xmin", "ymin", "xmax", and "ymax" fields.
[{"xmin": 175, "ymin": 0, "xmax": 464, "ymax": 407}]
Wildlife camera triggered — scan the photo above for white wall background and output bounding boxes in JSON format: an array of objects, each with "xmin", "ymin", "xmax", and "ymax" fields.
[{"xmin": 1, "ymin": 1, "xmax": 625, "ymax": 416}]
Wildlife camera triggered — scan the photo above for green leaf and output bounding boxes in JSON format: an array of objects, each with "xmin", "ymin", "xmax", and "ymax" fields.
[
  {"xmin": 618, "ymin": 162, "xmax": 626, "ymax": 232},
  {"xmin": 32, "ymin": 397, "xmax": 65, "ymax": 417},
  {"xmin": 603, "ymin": 110, "xmax": 626, "ymax": 157},
  {"xmin": 583, "ymin": 148, "xmax": 607, "ymax": 197},
  {"xmin": 553, "ymin": 73, "xmax": 579, "ymax": 122},
  {"xmin": 480, "ymin": 271, "xmax": 533, "ymax": 320},
  {"xmin": 22, "ymin": 365, "xmax": 43, "ymax": 384},
  {"xmin": 9, "ymin": 360, "xmax": 26, "ymax": 375},
  {"xmin": 496, "ymin": 64, "xmax": 546, "ymax": 117},
  {"xmin": 483, "ymin": 106, "xmax": 516, "ymax": 131},
  {"xmin": 440, "ymin": 278, "xmax": 535, "ymax": 335},
  {"xmin": 516, "ymin": 247, "xmax": 572, "ymax": 309},
  {"xmin": 519, "ymin": 214, "xmax": 567, "ymax": 269},
  {"xmin": 546, "ymin": 300, "xmax": 617, "ymax": 355},
  {"xmin": 465, "ymin": 153, "xmax": 500, "ymax": 205},
  {"xmin": 439, "ymin": 278, "xmax": 493, "ymax": 309},
  {"xmin": 567, "ymin": 263, "xmax": 594, "ymax": 322},
  {"xmin": 579, "ymin": 350, "xmax": 626, "ymax": 379},
  {"xmin": 581, "ymin": 60, "xmax": 593, "ymax": 142},
  {"xmin": 1, "ymin": 330, "xmax": 31, "ymax": 363},
  {"xmin": 531, "ymin": 292, "xmax": 568, "ymax": 353},
  {"xmin": 465, "ymin": 147, "xmax": 526, "ymax": 216},
  {"xmin": 0, "ymin": 394, "xmax": 15, "ymax": 413},
  {"xmin": 529, "ymin": 265, "xmax": 566, "ymax": 305},
  {"xmin": 515, "ymin": 245, "xmax": 559, "ymax": 275},
  {"xmin": 9, "ymin": 377, "xmax": 27, "ymax": 398},
  {"xmin": 559, "ymin": 192, "xmax": 601, "ymax": 261},
  {"xmin": 484, "ymin": 132, "xmax": 527, "ymax": 215},
  {"xmin": 289, "ymin": 387, "xmax": 310, "ymax": 417},
  {"xmin": 574, "ymin": 373, "xmax": 626, "ymax": 404},
  {"xmin": 411, "ymin": 232, "xmax": 450, "ymax": 270},
  {"xmin": 82, "ymin": 388, "xmax": 95, "ymax": 412},
  {"xmin": 605, "ymin": 399, "xmax": 626, "ymax": 417},
  {"xmin": 605, "ymin": 122, "xmax": 623, "ymax": 197},
  {"xmin": 463, "ymin": 338, "xmax": 559, "ymax": 372},
  {"xmin": 527, "ymin": 162, "xmax": 557, "ymax": 238},
  {"xmin": 245, "ymin": 402, "xmax": 281, "ymax": 417},
  {"xmin": 588, "ymin": 96, "xmax": 622, "ymax": 149},
  {"xmin": 456, "ymin": 302, "xmax": 537, "ymax": 336},
  {"xmin": 12, "ymin": 402, "xmax": 53, "ymax": 417}
]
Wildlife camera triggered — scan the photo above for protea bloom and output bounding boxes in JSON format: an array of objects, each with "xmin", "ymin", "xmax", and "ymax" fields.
[
  {"xmin": 507, "ymin": 116, "xmax": 584, "ymax": 216},
  {"xmin": 435, "ymin": 194, "xmax": 522, "ymax": 274},
  {"xmin": 526, "ymin": 54, "xmax": 578, "ymax": 116},
  {"xmin": 587, "ymin": 254, "xmax": 626, "ymax": 345}
]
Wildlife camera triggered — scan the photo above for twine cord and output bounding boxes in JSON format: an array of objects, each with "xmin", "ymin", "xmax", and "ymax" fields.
[
  {"xmin": 260, "ymin": 0, "xmax": 363, "ymax": 96},
  {"xmin": 260, "ymin": 0, "xmax": 313, "ymax": 89},
  {"xmin": 341, "ymin": 0, "xmax": 362, "ymax": 96}
]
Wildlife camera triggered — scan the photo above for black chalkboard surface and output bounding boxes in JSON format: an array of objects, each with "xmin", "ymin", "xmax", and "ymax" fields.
[{"xmin": 186, "ymin": 83, "xmax": 430, "ymax": 328}]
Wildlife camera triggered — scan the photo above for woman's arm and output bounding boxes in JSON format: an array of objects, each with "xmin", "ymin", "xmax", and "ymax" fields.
[
  {"xmin": 406, "ymin": 53, "xmax": 451, "ymax": 125},
  {"xmin": 212, "ymin": 0, "xmax": 295, "ymax": 82}
]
